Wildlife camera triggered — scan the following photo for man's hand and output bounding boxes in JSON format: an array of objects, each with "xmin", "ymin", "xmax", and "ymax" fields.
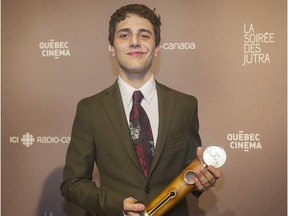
[
  {"xmin": 194, "ymin": 147, "xmax": 222, "ymax": 191},
  {"xmin": 123, "ymin": 197, "xmax": 145, "ymax": 216}
]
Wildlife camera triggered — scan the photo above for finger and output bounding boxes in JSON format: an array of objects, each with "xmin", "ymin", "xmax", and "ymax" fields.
[
  {"xmin": 124, "ymin": 203, "xmax": 145, "ymax": 213},
  {"xmin": 194, "ymin": 177, "xmax": 206, "ymax": 191},
  {"xmin": 199, "ymin": 168, "xmax": 211, "ymax": 187},
  {"xmin": 207, "ymin": 165, "xmax": 222, "ymax": 179},
  {"xmin": 123, "ymin": 197, "xmax": 145, "ymax": 214},
  {"xmin": 196, "ymin": 147, "xmax": 204, "ymax": 162},
  {"xmin": 197, "ymin": 167, "xmax": 217, "ymax": 188}
]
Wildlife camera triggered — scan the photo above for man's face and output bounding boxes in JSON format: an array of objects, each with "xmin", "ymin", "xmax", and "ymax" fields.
[{"xmin": 109, "ymin": 14, "xmax": 160, "ymax": 77}]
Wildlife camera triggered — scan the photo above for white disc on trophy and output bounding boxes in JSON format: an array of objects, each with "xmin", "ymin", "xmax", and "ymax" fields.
[{"xmin": 203, "ymin": 146, "xmax": 227, "ymax": 168}]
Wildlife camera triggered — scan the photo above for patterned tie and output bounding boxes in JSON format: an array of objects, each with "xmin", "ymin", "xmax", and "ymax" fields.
[{"xmin": 129, "ymin": 91, "xmax": 154, "ymax": 177}]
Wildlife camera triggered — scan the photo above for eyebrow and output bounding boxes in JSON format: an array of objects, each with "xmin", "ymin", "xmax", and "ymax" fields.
[{"xmin": 116, "ymin": 28, "xmax": 153, "ymax": 35}]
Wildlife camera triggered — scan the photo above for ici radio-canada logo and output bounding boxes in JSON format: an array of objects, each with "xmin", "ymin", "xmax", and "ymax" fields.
[{"xmin": 9, "ymin": 133, "xmax": 70, "ymax": 147}]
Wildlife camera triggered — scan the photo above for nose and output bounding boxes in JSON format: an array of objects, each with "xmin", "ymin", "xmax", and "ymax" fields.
[{"xmin": 130, "ymin": 35, "xmax": 140, "ymax": 48}]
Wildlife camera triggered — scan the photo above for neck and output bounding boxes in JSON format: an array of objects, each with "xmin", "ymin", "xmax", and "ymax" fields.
[{"xmin": 119, "ymin": 70, "xmax": 153, "ymax": 89}]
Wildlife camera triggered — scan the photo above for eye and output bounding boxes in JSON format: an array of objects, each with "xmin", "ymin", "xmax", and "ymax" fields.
[
  {"xmin": 140, "ymin": 34, "xmax": 151, "ymax": 40},
  {"xmin": 118, "ymin": 33, "xmax": 130, "ymax": 39}
]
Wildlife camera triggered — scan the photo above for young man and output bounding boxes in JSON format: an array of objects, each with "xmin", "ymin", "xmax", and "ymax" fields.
[{"xmin": 61, "ymin": 4, "xmax": 221, "ymax": 216}]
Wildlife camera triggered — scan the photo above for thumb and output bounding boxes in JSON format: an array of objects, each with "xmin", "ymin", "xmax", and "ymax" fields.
[{"xmin": 196, "ymin": 146, "xmax": 204, "ymax": 163}]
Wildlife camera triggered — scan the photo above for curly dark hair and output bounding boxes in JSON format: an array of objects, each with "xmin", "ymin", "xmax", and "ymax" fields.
[{"xmin": 108, "ymin": 4, "xmax": 161, "ymax": 47}]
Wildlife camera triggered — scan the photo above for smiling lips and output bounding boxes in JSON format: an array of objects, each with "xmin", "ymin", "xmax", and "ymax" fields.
[{"xmin": 127, "ymin": 51, "xmax": 146, "ymax": 57}]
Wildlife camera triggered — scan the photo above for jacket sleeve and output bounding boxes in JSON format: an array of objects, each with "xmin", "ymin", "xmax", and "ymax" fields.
[
  {"xmin": 60, "ymin": 100, "xmax": 128, "ymax": 215},
  {"xmin": 187, "ymin": 97, "xmax": 203, "ymax": 198}
]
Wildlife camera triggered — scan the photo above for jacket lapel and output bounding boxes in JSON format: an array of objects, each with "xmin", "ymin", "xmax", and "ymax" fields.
[
  {"xmin": 101, "ymin": 82, "xmax": 143, "ymax": 173},
  {"xmin": 150, "ymin": 82, "xmax": 176, "ymax": 174}
]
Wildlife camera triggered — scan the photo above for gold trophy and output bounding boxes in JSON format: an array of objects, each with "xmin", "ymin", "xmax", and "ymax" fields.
[{"xmin": 143, "ymin": 146, "xmax": 227, "ymax": 216}]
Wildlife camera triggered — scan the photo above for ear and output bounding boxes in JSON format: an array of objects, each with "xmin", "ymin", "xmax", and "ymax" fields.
[
  {"xmin": 109, "ymin": 45, "xmax": 116, "ymax": 56},
  {"xmin": 154, "ymin": 45, "xmax": 160, "ymax": 56}
]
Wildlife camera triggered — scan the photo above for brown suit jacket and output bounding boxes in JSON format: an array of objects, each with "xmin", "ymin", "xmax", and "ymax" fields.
[{"xmin": 61, "ymin": 81, "xmax": 201, "ymax": 215}]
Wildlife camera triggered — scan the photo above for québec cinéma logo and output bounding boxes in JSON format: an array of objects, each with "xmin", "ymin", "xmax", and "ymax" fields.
[
  {"xmin": 227, "ymin": 130, "xmax": 262, "ymax": 152},
  {"xmin": 9, "ymin": 133, "xmax": 70, "ymax": 147},
  {"xmin": 39, "ymin": 39, "xmax": 71, "ymax": 59}
]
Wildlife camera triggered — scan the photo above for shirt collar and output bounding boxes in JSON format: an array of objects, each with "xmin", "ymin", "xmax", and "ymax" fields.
[{"xmin": 118, "ymin": 75, "xmax": 156, "ymax": 105}]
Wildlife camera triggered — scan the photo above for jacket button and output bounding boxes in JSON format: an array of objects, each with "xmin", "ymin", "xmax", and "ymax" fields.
[{"xmin": 145, "ymin": 186, "xmax": 151, "ymax": 193}]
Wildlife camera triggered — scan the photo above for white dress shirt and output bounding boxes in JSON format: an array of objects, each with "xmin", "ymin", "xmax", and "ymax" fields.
[{"xmin": 118, "ymin": 75, "xmax": 159, "ymax": 145}]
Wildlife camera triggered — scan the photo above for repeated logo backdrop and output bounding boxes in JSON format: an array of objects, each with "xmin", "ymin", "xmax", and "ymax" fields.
[{"xmin": 1, "ymin": 0, "xmax": 287, "ymax": 216}]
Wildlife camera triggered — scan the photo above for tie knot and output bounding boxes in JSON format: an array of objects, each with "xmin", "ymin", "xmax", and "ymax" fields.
[{"xmin": 132, "ymin": 91, "xmax": 144, "ymax": 104}]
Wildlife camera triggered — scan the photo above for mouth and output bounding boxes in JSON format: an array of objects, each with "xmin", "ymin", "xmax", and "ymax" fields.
[{"xmin": 127, "ymin": 51, "xmax": 146, "ymax": 57}]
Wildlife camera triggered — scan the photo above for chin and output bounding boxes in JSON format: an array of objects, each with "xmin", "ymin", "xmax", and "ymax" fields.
[{"xmin": 120, "ymin": 65, "xmax": 151, "ymax": 77}]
